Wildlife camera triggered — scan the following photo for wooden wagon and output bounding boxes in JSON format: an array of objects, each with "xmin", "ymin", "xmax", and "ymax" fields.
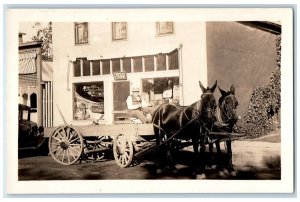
[
  {"xmin": 44, "ymin": 121, "xmax": 156, "ymax": 168},
  {"xmin": 44, "ymin": 119, "xmax": 244, "ymax": 168}
]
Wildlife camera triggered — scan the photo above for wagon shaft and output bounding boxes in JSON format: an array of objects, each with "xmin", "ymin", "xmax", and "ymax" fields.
[{"xmin": 208, "ymin": 131, "xmax": 245, "ymax": 138}]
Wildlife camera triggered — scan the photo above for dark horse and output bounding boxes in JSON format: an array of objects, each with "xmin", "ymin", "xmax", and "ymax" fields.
[
  {"xmin": 152, "ymin": 80, "xmax": 217, "ymax": 178},
  {"xmin": 209, "ymin": 84, "xmax": 239, "ymax": 176}
]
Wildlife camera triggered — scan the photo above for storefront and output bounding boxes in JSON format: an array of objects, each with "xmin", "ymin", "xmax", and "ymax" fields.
[
  {"xmin": 71, "ymin": 48, "xmax": 181, "ymax": 123},
  {"xmin": 52, "ymin": 22, "xmax": 208, "ymax": 126}
]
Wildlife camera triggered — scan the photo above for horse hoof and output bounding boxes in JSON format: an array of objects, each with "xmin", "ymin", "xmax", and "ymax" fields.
[
  {"xmin": 196, "ymin": 173, "xmax": 206, "ymax": 179},
  {"xmin": 156, "ymin": 169, "xmax": 163, "ymax": 174},
  {"xmin": 223, "ymin": 169, "xmax": 229, "ymax": 175},
  {"xmin": 230, "ymin": 171, "xmax": 237, "ymax": 177},
  {"xmin": 171, "ymin": 168, "xmax": 178, "ymax": 174},
  {"xmin": 218, "ymin": 171, "xmax": 225, "ymax": 177}
]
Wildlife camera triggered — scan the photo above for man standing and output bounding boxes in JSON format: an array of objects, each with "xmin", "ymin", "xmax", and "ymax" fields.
[{"xmin": 126, "ymin": 87, "xmax": 155, "ymax": 123}]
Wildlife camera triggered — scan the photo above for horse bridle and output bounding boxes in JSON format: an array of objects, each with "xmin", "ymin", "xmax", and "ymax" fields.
[
  {"xmin": 219, "ymin": 94, "xmax": 237, "ymax": 123},
  {"xmin": 201, "ymin": 92, "xmax": 216, "ymax": 118}
]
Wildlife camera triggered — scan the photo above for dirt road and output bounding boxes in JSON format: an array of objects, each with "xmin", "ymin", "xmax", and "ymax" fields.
[{"xmin": 18, "ymin": 142, "xmax": 280, "ymax": 180}]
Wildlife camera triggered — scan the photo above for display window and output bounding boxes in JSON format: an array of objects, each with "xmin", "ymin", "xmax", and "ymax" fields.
[
  {"xmin": 141, "ymin": 77, "xmax": 180, "ymax": 107},
  {"xmin": 73, "ymin": 82, "xmax": 104, "ymax": 121}
]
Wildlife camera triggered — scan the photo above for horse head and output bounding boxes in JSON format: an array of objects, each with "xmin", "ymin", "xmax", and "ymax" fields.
[
  {"xmin": 218, "ymin": 84, "xmax": 239, "ymax": 125},
  {"xmin": 198, "ymin": 80, "xmax": 217, "ymax": 124}
]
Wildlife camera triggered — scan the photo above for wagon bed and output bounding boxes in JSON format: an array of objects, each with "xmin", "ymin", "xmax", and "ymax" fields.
[
  {"xmin": 44, "ymin": 122, "xmax": 154, "ymax": 138},
  {"xmin": 45, "ymin": 121, "xmax": 155, "ymax": 167}
]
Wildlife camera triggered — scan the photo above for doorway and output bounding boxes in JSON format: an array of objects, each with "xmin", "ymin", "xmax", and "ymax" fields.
[{"xmin": 113, "ymin": 81, "xmax": 130, "ymax": 122}]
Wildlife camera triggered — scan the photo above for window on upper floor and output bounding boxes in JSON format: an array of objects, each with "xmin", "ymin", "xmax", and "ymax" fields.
[
  {"xmin": 75, "ymin": 22, "xmax": 88, "ymax": 44},
  {"xmin": 156, "ymin": 22, "xmax": 174, "ymax": 35},
  {"xmin": 112, "ymin": 22, "xmax": 127, "ymax": 40}
]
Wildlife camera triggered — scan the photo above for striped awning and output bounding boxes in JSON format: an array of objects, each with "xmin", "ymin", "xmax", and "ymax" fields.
[{"xmin": 19, "ymin": 50, "xmax": 37, "ymax": 74}]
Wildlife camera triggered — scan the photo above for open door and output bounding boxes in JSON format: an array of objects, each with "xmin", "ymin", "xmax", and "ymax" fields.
[{"xmin": 113, "ymin": 81, "xmax": 130, "ymax": 122}]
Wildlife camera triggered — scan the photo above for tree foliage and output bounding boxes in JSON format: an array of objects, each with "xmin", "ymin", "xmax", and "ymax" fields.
[
  {"xmin": 31, "ymin": 22, "xmax": 53, "ymax": 60},
  {"xmin": 236, "ymin": 35, "xmax": 281, "ymax": 138}
]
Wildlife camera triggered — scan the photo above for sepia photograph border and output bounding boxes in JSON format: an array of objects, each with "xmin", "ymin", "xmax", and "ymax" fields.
[{"xmin": 3, "ymin": 5, "xmax": 295, "ymax": 195}]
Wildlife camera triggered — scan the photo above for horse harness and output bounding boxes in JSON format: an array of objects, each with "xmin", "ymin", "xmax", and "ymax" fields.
[{"xmin": 216, "ymin": 94, "xmax": 236, "ymax": 125}]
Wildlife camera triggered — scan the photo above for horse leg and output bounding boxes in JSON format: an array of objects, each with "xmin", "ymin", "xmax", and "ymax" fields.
[
  {"xmin": 207, "ymin": 143, "xmax": 214, "ymax": 169},
  {"xmin": 155, "ymin": 128, "xmax": 165, "ymax": 174},
  {"xmin": 226, "ymin": 140, "xmax": 236, "ymax": 176},
  {"xmin": 192, "ymin": 137, "xmax": 206, "ymax": 179},
  {"xmin": 197, "ymin": 142, "xmax": 207, "ymax": 179},
  {"xmin": 192, "ymin": 138, "xmax": 200, "ymax": 176},
  {"xmin": 215, "ymin": 141, "xmax": 225, "ymax": 177},
  {"xmin": 166, "ymin": 142, "xmax": 178, "ymax": 174}
]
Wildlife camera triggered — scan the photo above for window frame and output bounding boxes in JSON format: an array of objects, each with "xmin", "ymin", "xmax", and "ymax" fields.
[
  {"xmin": 73, "ymin": 82, "xmax": 105, "ymax": 121},
  {"xmin": 74, "ymin": 22, "xmax": 89, "ymax": 45},
  {"xmin": 156, "ymin": 22, "xmax": 174, "ymax": 36},
  {"xmin": 112, "ymin": 22, "xmax": 127, "ymax": 41}
]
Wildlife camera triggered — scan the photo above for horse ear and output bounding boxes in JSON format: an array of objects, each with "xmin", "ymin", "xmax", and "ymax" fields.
[
  {"xmin": 199, "ymin": 81, "xmax": 205, "ymax": 92},
  {"xmin": 210, "ymin": 80, "xmax": 217, "ymax": 93},
  {"xmin": 219, "ymin": 86, "xmax": 226, "ymax": 96},
  {"xmin": 230, "ymin": 84, "xmax": 235, "ymax": 95}
]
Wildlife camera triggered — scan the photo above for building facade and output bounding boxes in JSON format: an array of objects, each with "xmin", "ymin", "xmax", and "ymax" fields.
[
  {"xmin": 52, "ymin": 22, "xmax": 208, "ymax": 125},
  {"xmin": 206, "ymin": 21, "xmax": 281, "ymax": 115},
  {"xmin": 51, "ymin": 21, "xmax": 280, "ymax": 126},
  {"xmin": 18, "ymin": 36, "xmax": 54, "ymax": 127}
]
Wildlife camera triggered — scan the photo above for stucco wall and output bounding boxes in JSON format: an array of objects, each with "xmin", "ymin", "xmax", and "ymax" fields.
[
  {"xmin": 206, "ymin": 22, "xmax": 278, "ymax": 116},
  {"xmin": 52, "ymin": 22, "xmax": 207, "ymax": 126}
]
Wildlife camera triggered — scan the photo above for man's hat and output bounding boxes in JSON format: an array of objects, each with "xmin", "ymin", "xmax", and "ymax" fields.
[{"xmin": 132, "ymin": 86, "xmax": 140, "ymax": 92}]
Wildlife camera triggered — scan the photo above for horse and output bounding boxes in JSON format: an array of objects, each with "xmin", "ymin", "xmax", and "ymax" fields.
[
  {"xmin": 152, "ymin": 80, "xmax": 217, "ymax": 178},
  {"xmin": 208, "ymin": 84, "xmax": 239, "ymax": 176}
]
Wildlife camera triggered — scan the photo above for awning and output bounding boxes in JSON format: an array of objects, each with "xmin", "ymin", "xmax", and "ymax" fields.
[{"xmin": 19, "ymin": 50, "xmax": 37, "ymax": 74}]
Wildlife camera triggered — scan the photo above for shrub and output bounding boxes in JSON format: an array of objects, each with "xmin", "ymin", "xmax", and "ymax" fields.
[{"xmin": 236, "ymin": 35, "xmax": 281, "ymax": 138}]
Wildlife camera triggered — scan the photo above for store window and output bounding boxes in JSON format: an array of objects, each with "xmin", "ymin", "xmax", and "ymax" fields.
[
  {"xmin": 133, "ymin": 57, "xmax": 143, "ymax": 72},
  {"xmin": 75, "ymin": 22, "xmax": 88, "ymax": 44},
  {"xmin": 156, "ymin": 53, "xmax": 166, "ymax": 71},
  {"xmin": 92, "ymin": 60, "xmax": 100, "ymax": 75},
  {"xmin": 82, "ymin": 59, "xmax": 90, "ymax": 76},
  {"xmin": 112, "ymin": 22, "xmax": 127, "ymax": 40},
  {"xmin": 144, "ymin": 56, "xmax": 154, "ymax": 72},
  {"xmin": 73, "ymin": 59, "xmax": 81, "ymax": 77},
  {"xmin": 112, "ymin": 59, "xmax": 121, "ymax": 72},
  {"xmin": 156, "ymin": 22, "xmax": 173, "ymax": 35},
  {"xmin": 72, "ymin": 49, "xmax": 178, "ymax": 77},
  {"xmin": 141, "ymin": 77, "xmax": 180, "ymax": 107},
  {"xmin": 102, "ymin": 60, "xmax": 110, "ymax": 75},
  {"xmin": 74, "ymin": 82, "xmax": 104, "ymax": 121},
  {"xmin": 168, "ymin": 49, "xmax": 179, "ymax": 70},
  {"xmin": 122, "ymin": 58, "xmax": 131, "ymax": 73}
]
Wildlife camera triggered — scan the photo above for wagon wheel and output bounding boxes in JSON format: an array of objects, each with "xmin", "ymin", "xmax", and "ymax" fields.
[
  {"xmin": 48, "ymin": 125, "xmax": 84, "ymax": 165},
  {"xmin": 113, "ymin": 134, "xmax": 134, "ymax": 168}
]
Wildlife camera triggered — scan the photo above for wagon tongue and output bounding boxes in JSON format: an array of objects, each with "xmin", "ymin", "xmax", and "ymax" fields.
[{"xmin": 135, "ymin": 145, "xmax": 157, "ymax": 158}]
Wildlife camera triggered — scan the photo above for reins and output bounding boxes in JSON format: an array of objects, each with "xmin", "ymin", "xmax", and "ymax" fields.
[{"xmin": 136, "ymin": 115, "xmax": 199, "ymax": 158}]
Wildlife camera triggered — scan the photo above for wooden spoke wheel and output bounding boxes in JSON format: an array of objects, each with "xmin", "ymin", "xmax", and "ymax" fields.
[
  {"xmin": 113, "ymin": 134, "xmax": 134, "ymax": 168},
  {"xmin": 48, "ymin": 125, "xmax": 84, "ymax": 165}
]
